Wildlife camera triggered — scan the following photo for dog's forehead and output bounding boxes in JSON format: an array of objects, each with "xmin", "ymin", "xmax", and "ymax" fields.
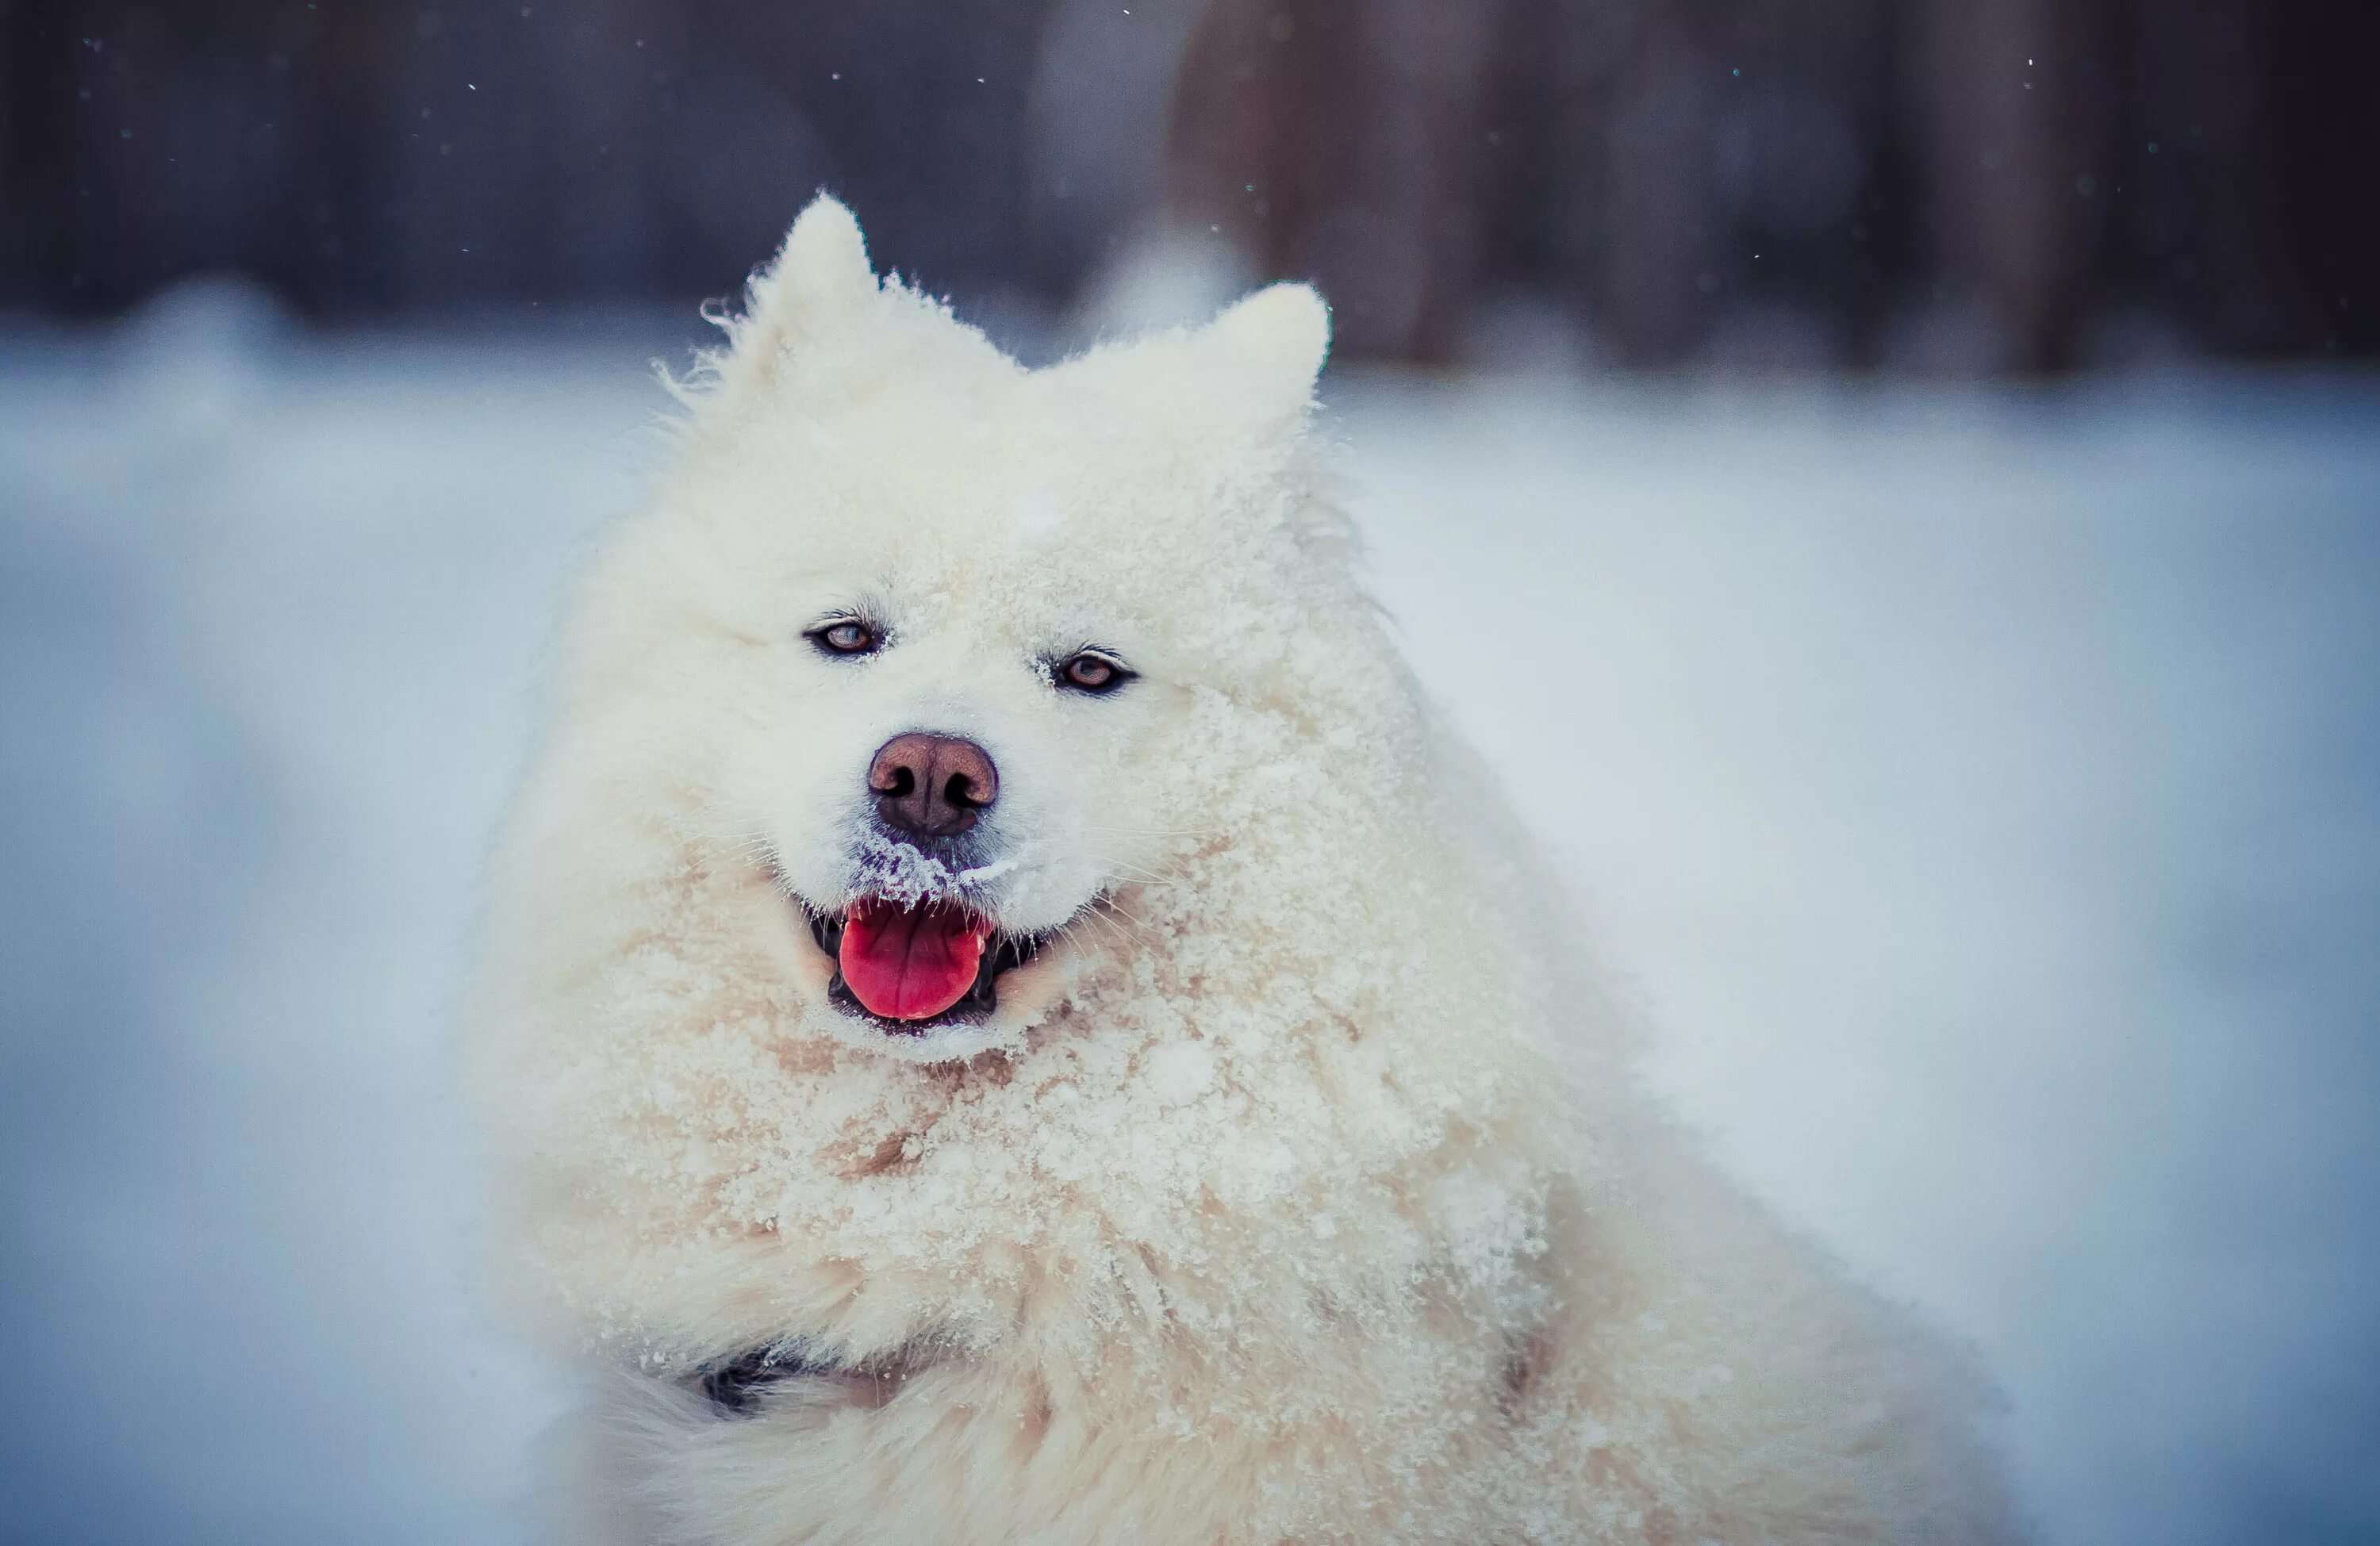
[
  {"xmin": 668, "ymin": 325, "xmax": 1317, "ymax": 668},
  {"xmin": 852, "ymin": 516, "xmax": 1175, "ymax": 658},
  {"xmin": 778, "ymin": 385, "xmax": 1280, "ymax": 577}
]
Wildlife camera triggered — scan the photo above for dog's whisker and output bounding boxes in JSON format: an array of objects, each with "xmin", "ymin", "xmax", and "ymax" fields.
[
  {"xmin": 1054, "ymin": 911, "xmax": 1131, "ymax": 957},
  {"xmin": 1088, "ymin": 857, "xmax": 1184, "ymax": 887},
  {"xmin": 1085, "ymin": 894, "xmax": 1148, "ymax": 934}
]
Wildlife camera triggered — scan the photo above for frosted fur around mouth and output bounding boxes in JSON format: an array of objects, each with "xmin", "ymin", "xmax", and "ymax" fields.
[
  {"xmin": 465, "ymin": 195, "xmax": 2018, "ymax": 1545},
  {"xmin": 843, "ymin": 828, "xmax": 1025, "ymax": 910}
]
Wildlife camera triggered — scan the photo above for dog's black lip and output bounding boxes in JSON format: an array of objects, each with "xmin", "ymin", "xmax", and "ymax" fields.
[
  {"xmin": 697, "ymin": 1336, "xmax": 940, "ymax": 1416},
  {"xmin": 808, "ymin": 905, "xmax": 1044, "ymax": 1034}
]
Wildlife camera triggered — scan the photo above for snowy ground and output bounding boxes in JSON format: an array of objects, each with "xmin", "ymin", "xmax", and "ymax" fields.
[{"xmin": 3, "ymin": 301, "xmax": 2376, "ymax": 1545}]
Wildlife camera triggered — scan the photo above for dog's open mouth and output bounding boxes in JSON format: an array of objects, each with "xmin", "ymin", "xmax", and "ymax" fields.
[{"xmin": 810, "ymin": 897, "xmax": 1043, "ymax": 1032}]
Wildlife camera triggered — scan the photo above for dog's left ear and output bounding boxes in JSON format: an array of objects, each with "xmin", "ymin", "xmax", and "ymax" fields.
[
  {"xmin": 1197, "ymin": 282, "xmax": 1331, "ymax": 423},
  {"xmin": 708, "ymin": 194, "xmax": 880, "ymax": 404}
]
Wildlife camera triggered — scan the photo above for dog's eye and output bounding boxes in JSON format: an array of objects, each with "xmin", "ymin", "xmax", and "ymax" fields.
[
  {"xmin": 1054, "ymin": 650, "xmax": 1133, "ymax": 695},
  {"xmin": 808, "ymin": 619, "xmax": 880, "ymax": 658}
]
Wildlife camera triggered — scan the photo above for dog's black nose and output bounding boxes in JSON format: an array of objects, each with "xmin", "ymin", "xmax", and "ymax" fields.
[{"xmin": 868, "ymin": 732, "xmax": 999, "ymax": 838}]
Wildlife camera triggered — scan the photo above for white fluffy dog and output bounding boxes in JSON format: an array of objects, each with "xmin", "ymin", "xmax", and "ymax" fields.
[{"xmin": 468, "ymin": 196, "xmax": 2017, "ymax": 1545}]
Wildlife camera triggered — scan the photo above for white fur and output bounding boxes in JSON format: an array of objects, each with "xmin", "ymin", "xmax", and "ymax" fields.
[{"xmin": 468, "ymin": 195, "xmax": 2019, "ymax": 1544}]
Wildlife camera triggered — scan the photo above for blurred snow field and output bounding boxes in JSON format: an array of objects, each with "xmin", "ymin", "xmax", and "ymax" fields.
[{"xmin": 2, "ymin": 298, "xmax": 2376, "ymax": 1544}]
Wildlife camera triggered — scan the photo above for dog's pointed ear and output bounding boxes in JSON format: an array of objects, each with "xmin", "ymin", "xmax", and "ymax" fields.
[
  {"xmin": 760, "ymin": 195, "xmax": 876, "ymax": 321},
  {"xmin": 1198, "ymin": 282, "xmax": 1330, "ymax": 419},
  {"xmin": 708, "ymin": 194, "xmax": 878, "ymax": 402}
]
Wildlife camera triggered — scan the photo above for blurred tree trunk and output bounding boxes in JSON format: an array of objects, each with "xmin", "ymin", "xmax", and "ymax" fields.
[
  {"xmin": 1901, "ymin": 0, "xmax": 2110, "ymax": 370},
  {"xmin": 1167, "ymin": 0, "xmax": 1499, "ymax": 362},
  {"xmin": 1595, "ymin": 2, "xmax": 1722, "ymax": 366}
]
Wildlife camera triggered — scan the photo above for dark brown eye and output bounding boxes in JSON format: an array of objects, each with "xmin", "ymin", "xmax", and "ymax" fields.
[
  {"xmin": 807, "ymin": 619, "xmax": 880, "ymax": 657},
  {"xmin": 1054, "ymin": 650, "xmax": 1132, "ymax": 695}
]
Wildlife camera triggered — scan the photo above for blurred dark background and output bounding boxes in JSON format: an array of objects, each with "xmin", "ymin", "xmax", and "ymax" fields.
[{"xmin": 4, "ymin": 0, "xmax": 2375, "ymax": 372}]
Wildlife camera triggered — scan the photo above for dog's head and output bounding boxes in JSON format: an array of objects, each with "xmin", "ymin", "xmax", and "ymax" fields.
[{"xmin": 555, "ymin": 197, "xmax": 1347, "ymax": 1062}]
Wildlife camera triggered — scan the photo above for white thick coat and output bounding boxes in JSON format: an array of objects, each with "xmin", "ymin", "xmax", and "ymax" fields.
[{"xmin": 468, "ymin": 197, "xmax": 2018, "ymax": 1545}]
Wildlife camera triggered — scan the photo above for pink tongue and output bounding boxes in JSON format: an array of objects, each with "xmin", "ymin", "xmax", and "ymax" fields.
[{"xmin": 839, "ymin": 899, "xmax": 988, "ymax": 1022}]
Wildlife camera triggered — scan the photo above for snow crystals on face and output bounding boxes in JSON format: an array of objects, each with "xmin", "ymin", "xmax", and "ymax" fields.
[{"xmin": 847, "ymin": 827, "xmax": 962, "ymax": 907}]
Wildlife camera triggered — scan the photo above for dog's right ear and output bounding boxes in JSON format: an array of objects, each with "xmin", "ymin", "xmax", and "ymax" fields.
[{"xmin": 705, "ymin": 194, "xmax": 879, "ymax": 405}]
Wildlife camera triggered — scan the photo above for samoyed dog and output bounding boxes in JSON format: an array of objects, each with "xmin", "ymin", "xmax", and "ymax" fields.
[{"xmin": 469, "ymin": 196, "xmax": 2017, "ymax": 1544}]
